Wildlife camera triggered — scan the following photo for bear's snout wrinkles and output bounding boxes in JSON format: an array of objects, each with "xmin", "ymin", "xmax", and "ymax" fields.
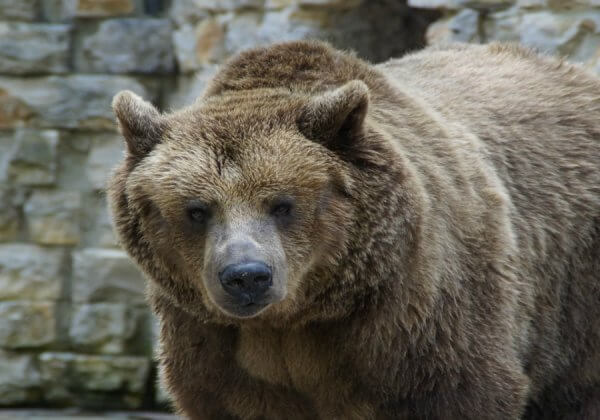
[{"xmin": 219, "ymin": 261, "xmax": 273, "ymax": 304}]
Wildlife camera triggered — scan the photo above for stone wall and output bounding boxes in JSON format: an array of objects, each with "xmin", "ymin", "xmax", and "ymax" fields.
[
  {"xmin": 410, "ymin": 0, "xmax": 600, "ymax": 75},
  {"xmin": 0, "ymin": 0, "xmax": 166, "ymax": 408},
  {"xmin": 0, "ymin": 0, "xmax": 433, "ymax": 411}
]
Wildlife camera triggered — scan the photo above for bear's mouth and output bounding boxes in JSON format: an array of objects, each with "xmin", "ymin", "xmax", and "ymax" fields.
[{"xmin": 220, "ymin": 301, "xmax": 270, "ymax": 318}]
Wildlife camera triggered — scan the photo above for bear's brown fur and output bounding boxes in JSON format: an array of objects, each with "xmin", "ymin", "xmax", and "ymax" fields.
[{"xmin": 108, "ymin": 41, "xmax": 600, "ymax": 419}]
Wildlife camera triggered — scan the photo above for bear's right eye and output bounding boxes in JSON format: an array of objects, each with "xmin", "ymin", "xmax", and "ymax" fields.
[{"xmin": 186, "ymin": 202, "xmax": 211, "ymax": 225}]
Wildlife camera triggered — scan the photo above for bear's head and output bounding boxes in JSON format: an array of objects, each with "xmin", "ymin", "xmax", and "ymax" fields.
[{"xmin": 109, "ymin": 44, "xmax": 393, "ymax": 324}]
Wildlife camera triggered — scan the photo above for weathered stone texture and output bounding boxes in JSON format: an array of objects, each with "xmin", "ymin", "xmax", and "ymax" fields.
[
  {"xmin": 24, "ymin": 190, "xmax": 81, "ymax": 245},
  {"xmin": 0, "ymin": 0, "xmax": 39, "ymax": 21},
  {"xmin": 190, "ymin": 0, "xmax": 266, "ymax": 11},
  {"xmin": 408, "ymin": 0, "xmax": 460, "ymax": 9},
  {"xmin": 72, "ymin": 248, "xmax": 146, "ymax": 304},
  {"xmin": 0, "ymin": 302, "xmax": 56, "ymax": 348},
  {"xmin": 0, "ymin": 186, "xmax": 20, "ymax": 242},
  {"xmin": 6, "ymin": 129, "xmax": 59, "ymax": 186},
  {"xmin": 423, "ymin": 0, "xmax": 600, "ymax": 75},
  {"xmin": 77, "ymin": 19, "xmax": 175, "ymax": 74},
  {"xmin": 39, "ymin": 352, "xmax": 150, "ymax": 408},
  {"xmin": 0, "ymin": 23, "xmax": 71, "ymax": 75},
  {"xmin": 170, "ymin": 0, "xmax": 433, "ymax": 71},
  {"xmin": 86, "ymin": 134, "xmax": 124, "ymax": 190},
  {"xmin": 298, "ymin": 0, "xmax": 362, "ymax": 7},
  {"xmin": 172, "ymin": 19, "xmax": 225, "ymax": 72},
  {"xmin": 0, "ymin": 244, "xmax": 65, "ymax": 301},
  {"xmin": 81, "ymin": 199, "xmax": 120, "ymax": 248},
  {"xmin": 164, "ymin": 65, "xmax": 218, "ymax": 109},
  {"xmin": 69, "ymin": 303, "xmax": 138, "ymax": 354},
  {"xmin": 0, "ymin": 350, "xmax": 41, "ymax": 404},
  {"xmin": 427, "ymin": 8, "xmax": 482, "ymax": 43},
  {"xmin": 64, "ymin": 0, "xmax": 137, "ymax": 17},
  {"xmin": 0, "ymin": 76, "xmax": 156, "ymax": 130}
]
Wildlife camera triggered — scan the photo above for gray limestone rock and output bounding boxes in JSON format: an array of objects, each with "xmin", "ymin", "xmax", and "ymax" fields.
[
  {"xmin": 0, "ymin": 75, "xmax": 157, "ymax": 130},
  {"xmin": 6, "ymin": 129, "xmax": 59, "ymax": 186},
  {"xmin": 0, "ymin": 350, "xmax": 42, "ymax": 405},
  {"xmin": 0, "ymin": 23, "xmax": 70, "ymax": 75},
  {"xmin": 24, "ymin": 190, "xmax": 81, "ymax": 246},
  {"xmin": 0, "ymin": 244, "xmax": 66, "ymax": 301},
  {"xmin": 76, "ymin": 19, "xmax": 174, "ymax": 74},
  {"xmin": 0, "ymin": 302, "xmax": 57, "ymax": 349},
  {"xmin": 39, "ymin": 352, "xmax": 151, "ymax": 409},
  {"xmin": 0, "ymin": 0, "xmax": 39, "ymax": 21},
  {"xmin": 86, "ymin": 134, "xmax": 124, "ymax": 190},
  {"xmin": 0, "ymin": 186, "xmax": 20, "ymax": 242},
  {"xmin": 69, "ymin": 303, "xmax": 138, "ymax": 354},
  {"xmin": 72, "ymin": 248, "xmax": 146, "ymax": 304}
]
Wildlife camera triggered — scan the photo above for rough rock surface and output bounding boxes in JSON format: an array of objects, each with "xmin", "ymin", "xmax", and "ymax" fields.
[
  {"xmin": 76, "ymin": 19, "xmax": 175, "ymax": 74},
  {"xmin": 414, "ymin": 0, "xmax": 600, "ymax": 73},
  {"xmin": 72, "ymin": 248, "xmax": 146, "ymax": 304},
  {"xmin": 0, "ymin": 76, "xmax": 157, "ymax": 130},
  {"xmin": 0, "ymin": 244, "xmax": 66, "ymax": 301},
  {"xmin": 0, "ymin": 302, "xmax": 57, "ymax": 348},
  {"xmin": 0, "ymin": 23, "xmax": 70, "ymax": 75},
  {"xmin": 39, "ymin": 352, "xmax": 151, "ymax": 409}
]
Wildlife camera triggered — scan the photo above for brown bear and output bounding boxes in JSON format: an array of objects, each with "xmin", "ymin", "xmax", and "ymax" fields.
[{"xmin": 108, "ymin": 41, "xmax": 600, "ymax": 419}]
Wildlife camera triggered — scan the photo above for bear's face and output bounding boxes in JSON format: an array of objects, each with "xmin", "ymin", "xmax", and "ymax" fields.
[{"xmin": 111, "ymin": 81, "xmax": 371, "ymax": 321}]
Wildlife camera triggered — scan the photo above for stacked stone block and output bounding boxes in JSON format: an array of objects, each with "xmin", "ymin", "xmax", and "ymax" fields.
[{"xmin": 0, "ymin": 0, "xmax": 165, "ymax": 410}]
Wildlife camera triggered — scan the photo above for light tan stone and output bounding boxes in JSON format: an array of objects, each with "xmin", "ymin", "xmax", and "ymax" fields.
[
  {"xmin": 426, "ymin": 9, "xmax": 481, "ymax": 44},
  {"xmin": 0, "ymin": 23, "xmax": 70, "ymax": 75},
  {"xmin": 24, "ymin": 190, "xmax": 81, "ymax": 246},
  {"xmin": 195, "ymin": 18, "xmax": 225, "ymax": 63},
  {"xmin": 70, "ymin": 0, "xmax": 135, "ymax": 17},
  {"xmin": 298, "ymin": 0, "xmax": 362, "ymax": 8},
  {"xmin": 72, "ymin": 248, "xmax": 146, "ymax": 304},
  {"xmin": 0, "ymin": 0, "xmax": 39, "ymax": 21},
  {"xmin": 76, "ymin": 19, "xmax": 174, "ymax": 74},
  {"xmin": 408, "ymin": 0, "xmax": 460, "ymax": 8},
  {"xmin": 39, "ymin": 352, "xmax": 151, "ymax": 408},
  {"xmin": 0, "ymin": 186, "xmax": 19, "ymax": 242},
  {"xmin": 0, "ymin": 244, "xmax": 66, "ymax": 301},
  {"xmin": 0, "ymin": 76, "xmax": 156, "ymax": 130},
  {"xmin": 0, "ymin": 302, "xmax": 56, "ymax": 348},
  {"xmin": 86, "ymin": 134, "xmax": 124, "ymax": 190},
  {"xmin": 173, "ymin": 19, "xmax": 225, "ymax": 72},
  {"xmin": 69, "ymin": 303, "xmax": 139, "ymax": 354},
  {"xmin": 0, "ymin": 88, "xmax": 34, "ymax": 129},
  {"xmin": 6, "ymin": 129, "xmax": 59, "ymax": 186},
  {"xmin": 0, "ymin": 350, "xmax": 41, "ymax": 404}
]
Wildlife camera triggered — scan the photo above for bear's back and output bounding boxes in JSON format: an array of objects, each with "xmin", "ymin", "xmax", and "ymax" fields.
[{"xmin": 379, "ymin": 43, "xmax": 600, "ymax": 400}]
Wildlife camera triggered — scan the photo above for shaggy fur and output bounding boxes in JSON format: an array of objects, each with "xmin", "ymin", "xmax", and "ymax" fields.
[{"xmin": 108, "ymin": 41, "xmax": 600, "ymax": 419}]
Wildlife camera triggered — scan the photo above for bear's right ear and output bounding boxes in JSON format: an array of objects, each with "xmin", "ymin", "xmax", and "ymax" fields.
[
  {"xmin": 112, "ymin": 90, "xmax": 165, "ymax": 158},
  {"xmin": 297, "ymin": 80, "xmax": 369, "ymax": 155}
]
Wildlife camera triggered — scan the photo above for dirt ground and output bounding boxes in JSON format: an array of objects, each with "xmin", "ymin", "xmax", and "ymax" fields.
[{"xmin": 0, "ymin": 410, "xmax": 178, "ymax": 419}]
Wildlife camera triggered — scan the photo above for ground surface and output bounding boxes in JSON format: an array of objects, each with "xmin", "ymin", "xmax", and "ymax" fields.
[{"xmin": 0, "ymin": 410, "xmax": 177, "ymax": 419}]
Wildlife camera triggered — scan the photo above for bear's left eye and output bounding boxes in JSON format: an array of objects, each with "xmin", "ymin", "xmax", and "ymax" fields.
[
  {"xmin": 270, "ymin": 198, "xmax": 294, "ymax": 219},
  {"xmin": 186, "ymin": 202, "xmax": 211, "ymax": 225}
]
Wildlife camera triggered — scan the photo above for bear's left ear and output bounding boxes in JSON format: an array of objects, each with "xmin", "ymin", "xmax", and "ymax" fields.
[
  {"xmin": 112, "ymin": 90, "xmax": 166, "ymax": 159},
  {"xmin": 297, "ymin": 80, "xmax": 369, "ymax": 153}
]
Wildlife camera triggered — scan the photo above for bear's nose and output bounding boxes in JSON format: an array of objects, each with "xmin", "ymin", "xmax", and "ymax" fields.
[{"xmin": 219, "ymin": 261, "xmax": 272, "ymax": 304}]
